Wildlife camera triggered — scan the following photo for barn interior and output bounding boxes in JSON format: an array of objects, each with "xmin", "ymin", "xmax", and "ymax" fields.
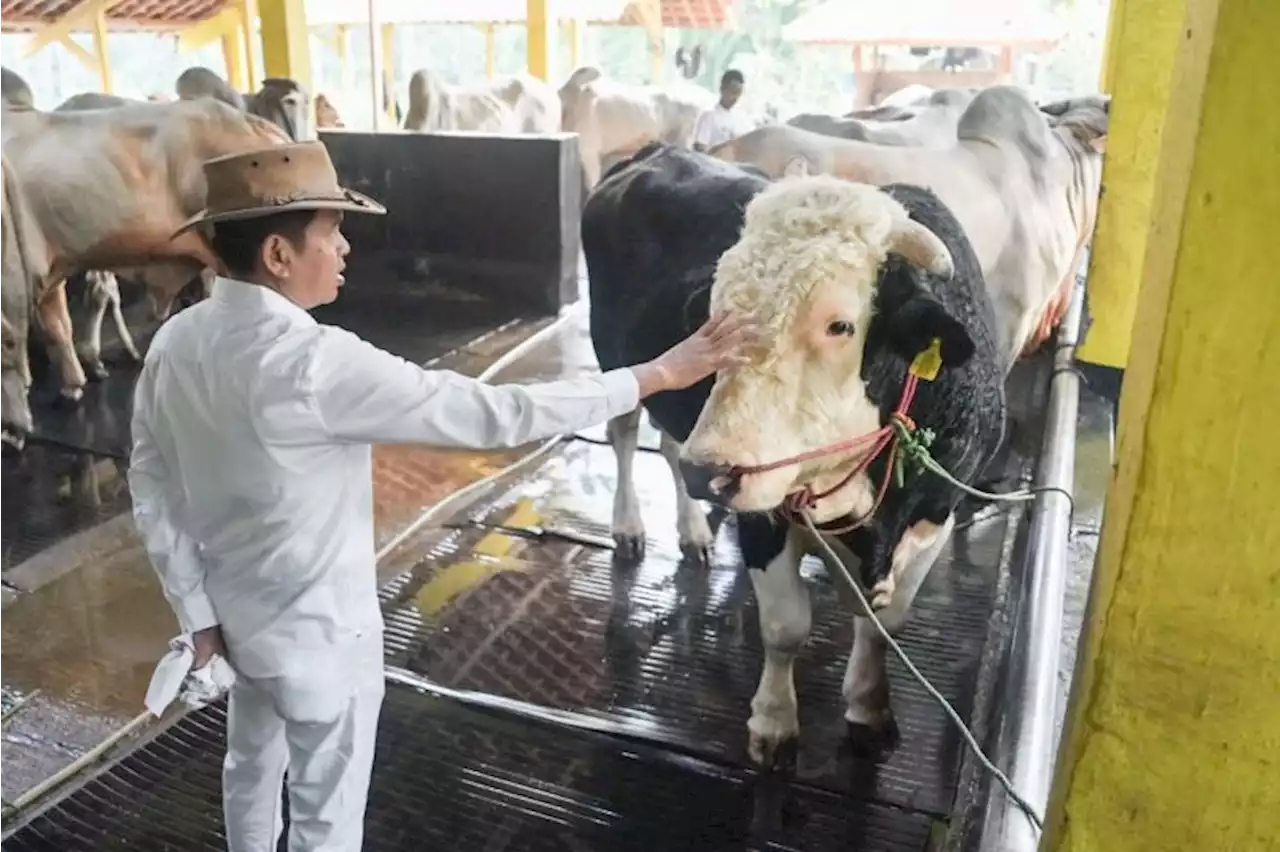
[{"xmin": 1, "ymin": 1, "xmax": 1274, "ymax": 851}]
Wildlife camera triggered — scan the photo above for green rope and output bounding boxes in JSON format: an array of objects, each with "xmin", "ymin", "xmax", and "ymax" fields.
[{"xmin": 891, "ymin": 418, "xmax": 1036, "ymax": 503}]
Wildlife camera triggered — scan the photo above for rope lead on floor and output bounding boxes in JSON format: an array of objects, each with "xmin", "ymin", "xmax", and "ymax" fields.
[{"xmin": 798, "ymin": 511, "xmax": 1046, "ymax": 835}]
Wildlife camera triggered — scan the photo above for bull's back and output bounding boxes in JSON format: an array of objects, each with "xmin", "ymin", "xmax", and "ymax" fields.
[{"xmin": 582, "ymin": 144, "xmax": 767, "ymax": 438}]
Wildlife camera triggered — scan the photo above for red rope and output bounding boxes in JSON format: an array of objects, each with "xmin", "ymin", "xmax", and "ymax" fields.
[{"xmin": 729, "ymin": 373, "xmax": 922, "ymax": 532}]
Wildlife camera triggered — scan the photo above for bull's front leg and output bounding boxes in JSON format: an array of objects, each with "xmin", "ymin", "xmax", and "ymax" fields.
[
  {"xmin": 844, "ymin": 514, "xmax": 955, "ymax": 750},
  {"xmin": 607, "ymin": 408, "xmax": 647, "ymax": 562},
  {"xmin": 657, "ymin": 430, "xmax": 715, "ymax": 565},
  {"xmin": 743, "ymin": 517, "xmax": 808, "ymax": 767},
  {"xmin": 37, "ymin": 280, "xmax": 87, "ymax": 403}
]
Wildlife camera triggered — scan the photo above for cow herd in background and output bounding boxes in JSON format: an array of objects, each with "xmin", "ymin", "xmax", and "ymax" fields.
[{"xmin": 0, "ymin": 52, "xmax": 1111, "ymax": 764}]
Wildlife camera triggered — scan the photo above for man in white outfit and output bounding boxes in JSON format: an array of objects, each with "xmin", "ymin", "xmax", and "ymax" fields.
[
  {"xmin": 128, "ymin": 141, "xmax": 755, "ymax": 851},
  {"xmin": 692, "ymin": 69, "xmax": 755, "ymax": 152}
]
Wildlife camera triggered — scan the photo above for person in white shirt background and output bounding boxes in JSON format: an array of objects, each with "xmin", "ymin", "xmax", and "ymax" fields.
[
  {"xmin": 128, "ymin": 140, "xmax": 756, "ymax": 852},
  {"xmin": 692, "ymin": 69, "xmax": 756, "ymax": 152}
]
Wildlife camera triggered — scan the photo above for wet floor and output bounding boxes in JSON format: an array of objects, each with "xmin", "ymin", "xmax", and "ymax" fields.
[
  {"xmin": 0, "ymin": 295, "xmax": 573, "ymax": 803},
  {"xmin": 3, "ymin": 325, "xmax": 1115, "ymax": 851},
  {"xmin": 0, "ymin": 281, "xmax": 1111, "ymax": 839}
]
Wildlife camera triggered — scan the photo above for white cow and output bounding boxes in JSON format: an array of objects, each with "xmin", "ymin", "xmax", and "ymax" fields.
[
  {"xmin": 711, "ymin": 87, "xmax": 1109, "ymax": 362},
  {"xmin": 403, "ymin": 69, "xmax": 561, "ymax": 134},
  {"xmin": 558, "ymin": 66, "xmax": 716, "ymax": 191}
]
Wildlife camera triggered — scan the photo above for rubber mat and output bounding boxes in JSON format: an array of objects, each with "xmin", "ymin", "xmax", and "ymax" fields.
[
  {"xmin": 1, "ymin": 444, "xmax": 131, "ymax": 571},
  {"xmin": 381, "ymin": 440, "xmax": 1017, "ymax": 817},
  {"xmin": 4, "ymin": 682, "xmax": 936, "ymax": 852}
]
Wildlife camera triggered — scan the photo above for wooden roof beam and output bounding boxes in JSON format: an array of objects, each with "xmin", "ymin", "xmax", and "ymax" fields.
[{"xmin": 21, "ymin": 0, "xmax": 119, "ymax": 57}]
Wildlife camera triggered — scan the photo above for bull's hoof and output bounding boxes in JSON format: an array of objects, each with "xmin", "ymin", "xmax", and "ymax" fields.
[
  {"xmin": 55, "ymin": 387, "xmax": 84, "ymax": 407},
  {"xmin": 83, "ymin": 360, "xmax": 109, "ymax": 381},
  {"xmin": 679, "ymin": 541, "xmax": 712, "ymax": 568},
  {"xmin": 845, "ymin": 715, "xmax": 900, "ymax": 759},
  {"xmin": 748, "ymin": 713, "xmax": 800, "ymax": 769},
  {"xmin": 1, "ymin": 428, "xmax": 26, "ymax": 454},
  {"xmin": 612, "ymin": 533, "xmax": 646, "ymax": 564}
]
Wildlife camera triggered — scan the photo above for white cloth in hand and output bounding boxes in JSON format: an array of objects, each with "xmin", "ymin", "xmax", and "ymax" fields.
[{"xmin": 144, "ymin": 634, "xmax": 237, "ymax": 717}]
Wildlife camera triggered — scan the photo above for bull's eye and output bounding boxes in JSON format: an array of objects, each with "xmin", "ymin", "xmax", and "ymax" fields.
[{"xmin": 827, "ymin": 320, "xmax": 856, "ymax": 337}]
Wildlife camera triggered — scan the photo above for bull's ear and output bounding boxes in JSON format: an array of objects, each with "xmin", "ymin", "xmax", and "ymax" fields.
[
  {"xmin": 888, "ymin": 294, "xmax": 976, "ymax": 368},
  {"xmin": 878, "ymin": 266, "xmax": 976, "ymax": 369}
]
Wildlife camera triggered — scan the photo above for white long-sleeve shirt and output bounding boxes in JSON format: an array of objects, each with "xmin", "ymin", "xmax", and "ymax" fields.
[{"xmin": 128, "ymin": 276, "xmax": 639, "ymax": 679}]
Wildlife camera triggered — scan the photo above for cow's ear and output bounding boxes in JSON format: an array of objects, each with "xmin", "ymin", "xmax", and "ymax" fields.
[
  {"xmin": 879, "ymin": 266, "xmax": 976, "ymax": 369},
  {"xmin": 1089, "ymin": 133, "xmax": 1107, "ymax": 154}
]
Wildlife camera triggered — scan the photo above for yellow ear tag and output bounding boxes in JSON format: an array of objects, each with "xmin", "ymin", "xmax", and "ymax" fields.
[{"xmin": 909, "ymin": 338, "xmax": 943, "ymax": 382}]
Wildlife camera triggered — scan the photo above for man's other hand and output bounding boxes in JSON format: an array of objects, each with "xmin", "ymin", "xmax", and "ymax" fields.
[{"xmin": 192, "ymin": 625, "xmax": 227, "ymax": 669}]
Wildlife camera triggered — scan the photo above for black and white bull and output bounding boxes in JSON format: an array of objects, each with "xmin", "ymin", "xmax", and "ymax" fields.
[{"xmin": 583, "ymin": 142, "xmax": 1007, "ymax": 763}]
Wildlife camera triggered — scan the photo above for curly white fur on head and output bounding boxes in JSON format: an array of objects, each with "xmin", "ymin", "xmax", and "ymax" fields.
[{"xmin": 709, "ymin": 175, "xmax": 913, "ymax": 343}]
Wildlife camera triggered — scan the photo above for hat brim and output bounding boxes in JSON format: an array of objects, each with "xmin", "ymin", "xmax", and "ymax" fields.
[{"xmin": 170, "ymin": 188, "xmax": 386, "ymax": 240}]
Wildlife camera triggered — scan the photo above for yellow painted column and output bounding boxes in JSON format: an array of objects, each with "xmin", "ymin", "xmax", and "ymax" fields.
[
  {"xmin": 381, "ymin": 23, "xmax": 397, "ymax": 123},
  {"xmin": 1076, "ymin": 0, "xmax": 1189, "ymax": 369},
  {"xmin": 1045, "ymin": 1, "xmax": 1280, "ymax": 850},
  {"xmin": 526, "ymin": 0, "xmax": 556, "ymax": 82},
  {"xmin": 562, "ymin": 18, "xmax": 584, "ymax": 71},
  {"xmin": 484, "ymin": 24, "xmax": 496, "ymax": 79},
  {"xmin": 257, "ymin": 0, "xmax": 311, "ymax": 90},
  {"xmin": 90, "ymin": 6, "xmax": 112, "ymax": 93},
  {"xmin": 239, "ymin": 0, "xmax": 260, "ymax": 89},
  {"xmin": 221, "ymin": 24, "xmax": 249, "ymax": 91}
]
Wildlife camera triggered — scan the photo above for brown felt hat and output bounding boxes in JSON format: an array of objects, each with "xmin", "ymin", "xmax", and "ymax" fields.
[{"xmin": 171, "ymin": 141, "xmax": 385, "ymax": 238}]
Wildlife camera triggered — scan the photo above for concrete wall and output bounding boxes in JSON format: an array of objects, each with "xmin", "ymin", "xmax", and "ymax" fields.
[{"xmin": 320, "ymin": 130, "xmax": 583, "ymax": 317}]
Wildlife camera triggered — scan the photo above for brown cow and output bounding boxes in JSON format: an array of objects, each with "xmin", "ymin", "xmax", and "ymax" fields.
[
  {"xmin": 314, "ymin": 93, "xmax": 344, "ymax": 128},
  {"xmin": 1, "ymin": 98, "xmax": 289, "ymax": 403},
  {"xmin": 710, "ymin": 87, "xmax": 1108, "ymax": 362}
]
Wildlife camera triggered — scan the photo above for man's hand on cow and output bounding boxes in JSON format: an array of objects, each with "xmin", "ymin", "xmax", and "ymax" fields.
[
  {"xmin": 633, "ymin": 311, "xmax": 757, "ymax": 397},
  {"xmin": 191, "ymin": 625, "xmax": 227, "ymax": 670}
]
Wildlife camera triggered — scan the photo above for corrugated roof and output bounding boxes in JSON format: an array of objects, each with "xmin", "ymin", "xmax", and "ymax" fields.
[
  {"xmin": 0, "ymin": 0, "xmax": 729, "ymax": 32},
  {"xmin": 1, "ymin": 0, "xmax": 224, "ymax": 29},
  {"xmin": 782, "ymin": 0, "xmax": 1062, "ymax": 47}
]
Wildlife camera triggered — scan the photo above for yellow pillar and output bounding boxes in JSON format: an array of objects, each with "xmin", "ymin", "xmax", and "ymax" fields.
[
  {"xmin": 257, "ymin": 0, "xmax": 311, "ymax": 90},
  {"xmin": 239, "ymin": 0, "xmax": 260, "ymax": 89},
  {"xmin": 90, "ymin": 6, "xmax": 112, "ymax": 93},
  {"xmin": 562, "ymin": 18, "xmax": 583, "ymax": 71},
  {"xmin": 1075, "ymin": 0, "xmax": 1188, "ymax": 369},
  {"xmin": 484, "ymin": 24, "xmax": 496, "ymax": 79},
  {"xmin": 1045, "ymin": 1, "xmax": 1280, "ymax": 850},
  {"xmin": 221, "ymin": 23, "xmax": 249, "ymax": 90},
  {"xmin": 381, "ymin": 23, "xmax": 397, "ymax": 122},
  {"xmin": 526, "ymin": 0, "xmax": 556, "ymax": 82}
]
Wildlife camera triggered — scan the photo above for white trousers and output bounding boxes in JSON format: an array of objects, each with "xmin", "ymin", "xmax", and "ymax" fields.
[{"xmin": 222, "ymin": 633, "xmax": 386, "ymax": 852}]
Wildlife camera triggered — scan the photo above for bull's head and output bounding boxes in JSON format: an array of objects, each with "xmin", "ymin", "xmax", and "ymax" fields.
[
  {"xmin": 681, "ymin": 176, "xmax": 971, "ymax": 523},
  {"xmin": 255, "ymin": 78, "xmax": 314, "ymax": 142}
]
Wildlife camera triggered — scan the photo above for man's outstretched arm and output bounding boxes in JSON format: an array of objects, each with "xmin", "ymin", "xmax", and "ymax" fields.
[{"xmin": 308, "ymin": 311, "xmax": 754, "ymax": 449}]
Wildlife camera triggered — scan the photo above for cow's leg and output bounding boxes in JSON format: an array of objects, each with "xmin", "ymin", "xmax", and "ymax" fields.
[
  {"xmin": 607, "ymin": 407, "xmax": 646, "ymax": 562},
  {"xmin": 75, "ymin": 271, "xmax": 111, "ymax": 380},
  {"xmin": 36, "ymin": 281, "xmax": 87, "ymax": 403},
  {"xmin": 657, "ymin": 430, "xmax": 715, "ymax": 565},
  {"xmin": 108, "ymin": 276, "xmax": 142, "ymax": 362},
  {"xmin": 743, "ymin": 517, "xmax": 807, "ymax": 767},
  {"xmin": 844, "ymin": 514, "xmax": 955, "ymax": 747}
]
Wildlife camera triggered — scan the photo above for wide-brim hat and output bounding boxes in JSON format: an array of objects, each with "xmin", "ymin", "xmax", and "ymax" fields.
[{"xmin": 171, "ymin": 140, "xmax": 386, "ymax": 239}]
